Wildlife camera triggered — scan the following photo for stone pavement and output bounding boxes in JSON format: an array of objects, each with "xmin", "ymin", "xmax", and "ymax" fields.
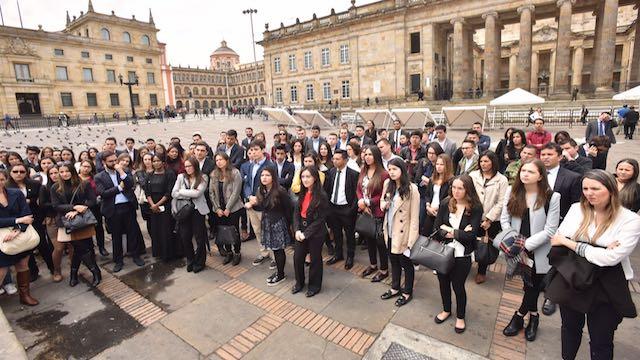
[{"xmin": 0, "ymin": 115, "xmax": 639, "ymax": 359}]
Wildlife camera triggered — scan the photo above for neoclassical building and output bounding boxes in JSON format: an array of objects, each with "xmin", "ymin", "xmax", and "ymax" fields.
[
  {"xmin": 171, "ymin": 41, "xmax": 266, "ymax": 110},
  {"xmin": 0, "ymin": 1, "xmax": 167, "ymax": 118},
  {"xmin": 259, "ymin": 0, "xmax": 640, "ymax": 106}
]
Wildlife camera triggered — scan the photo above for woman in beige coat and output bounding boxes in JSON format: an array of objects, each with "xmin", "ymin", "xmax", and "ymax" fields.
[{"xmin": 380, "ymin": 158, "xmax": 420, "ymax": 307}]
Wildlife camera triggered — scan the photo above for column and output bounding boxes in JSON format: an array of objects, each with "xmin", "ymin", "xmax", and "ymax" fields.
[
  {"xmin": 553, "ymin": 0, "xmax": 575, "ymax": 96},
  {"xmin": 483, "ymin": 11, "xmax": 500, "ymax": 98},
  {"xmin": 549, "ymin": 49, "xmax": 557, "ymax": 94},
  {"xmin": 517, "ymin": 5, "xmax": 534, "ymax": 90},
  {"xmin": 571, "ymin": 45, "xmax": 584, "ymax": 90},
  {"xmin": 509, "ymin": 49, "xmax": 518, "ymax": 90},
  {"xmin": 451, "ymin": 17, "xmax": 468, "ymax": 99},
  {"xmin": 629, "ymin": 6, "xmax": 640, "ymax": 84},
  {"xmin": 592, "ymin": 0, "xmax": 619, "ymax": 94},
  {"xmin": 422, "ymin": 23, "xmax": 436, "ymax": 100},
  {"xmin": 531, "ymin": 51, "xmax": 539, "ymax": 93},
  {"xmin": 466, "ymin": 28, "xmax": 475, "ymax": 92}
]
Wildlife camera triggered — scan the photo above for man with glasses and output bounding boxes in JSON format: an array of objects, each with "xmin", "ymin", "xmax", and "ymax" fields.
[{"xmin": 456, "ymin": 140, "xmax": 478, "ymax": 175}]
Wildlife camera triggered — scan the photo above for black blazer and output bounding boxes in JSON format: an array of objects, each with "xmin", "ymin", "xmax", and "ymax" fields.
[
  {"xmin": 200, "ymin": 157, "xmax": 216, "ymax": 176},
  {"xmin": 323, "ymin": 166, "xmax": 359, "ymax": 214},
  {"xmin": 217, "ymin": 144, "xmax": 245, "ymax": 170},
  {"xmin": 94, "ymin": 169, "xmax": 136, "ymax": 218},
  {"xmin": 95, "ymin": 149, "xmax": 123, "ymax": 173},
  {"xmin": 293, "ymin": 191, "xmax": 329, "ymax": 240},
  {"xmin": 423, "ymin": 179, "xmax": 451, "ymax": 206},
  {"xmin": 553, "ymin": 167, "xmax": 582, "ymax": 220},
  {"xmin": 50, "ymin": 181, "xmax": 97, "ymax": 227},
  {"xmin": 0, "ymin": 188, "xmax": 31, "ymax": 230},
  {"xmin": 276, "ymin": 160, "xmax": 296, "ymax": 190},
  {"xmin": 8, "ymin": 180, "xmax": 42, "ymax": 222},
  {"xmin": 433, "ymin": 198, "xmax": 483, "ymax": 255},
  {"xmin": 39, "ymin": 182, "xmax": 57, "ymax": 218},
  {"xmin": 561, "ymin": 156, "xmax": 593, "ymax": 176}
]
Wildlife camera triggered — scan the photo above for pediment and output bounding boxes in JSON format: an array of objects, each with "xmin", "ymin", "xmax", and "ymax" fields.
[{"xmin": 0, "ymin": 37, "xmax": 39, "ymax": 57}]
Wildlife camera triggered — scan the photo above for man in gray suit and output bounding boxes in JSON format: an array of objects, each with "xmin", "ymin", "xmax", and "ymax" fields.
[
  {"xmin": 433, "ymin": 124, "xmax": 457, "ymax": 157},
  {"xmin": 585, "ymin": 111, "xmax": 617, "ymax": 144},
  {"xmin": 305, "ymin": 125, "xmax": 326, "ymax": 154}
]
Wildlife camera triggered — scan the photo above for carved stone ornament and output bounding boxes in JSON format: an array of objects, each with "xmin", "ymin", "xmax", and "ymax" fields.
[
  {"xmin": 0, "ymin": 37, "xmax": 39, "ymax": 57},
  {"xmin": 532, "ymin": 25, "xmax": 558, "ymax": 43}
]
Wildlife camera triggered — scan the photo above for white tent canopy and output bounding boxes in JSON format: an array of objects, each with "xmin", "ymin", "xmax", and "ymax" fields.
[
  {"xmin": 293, "ymin": 110, "xmax": 333, "ymax": 129},
  {"xmin": 441, "ymin": 106, "xmax": 487, "ymax": 128},
  {"xmin": 261, "ymin": 107, "xmax": 300, "ymax": 127},
  {"xmin": 390, "ymin": 108, "xmax": 433, "ymax": 129},
  {"xmin": 355, "ymin": 109, "xmax": 394, "ymax": 129},
  {"xmin": 489, "ymin": 88, "xmax": 545, "ymax": 106},
  {"xmin": 613, "ymin": 85, "xmax": 640, "ymax": 100}
]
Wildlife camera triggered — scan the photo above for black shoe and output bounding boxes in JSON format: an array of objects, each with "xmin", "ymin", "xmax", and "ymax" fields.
[
  {"xmin": 361, "ymin": 266, "xmax": 378, "ymax": 277},
  {"xmin": 69, "ymin": 268, "xmax": 79, "ymax": 287},
  {"xmin": 305, "ymin": 289, "xmax": 319, "ymax": 298},
  {"xmin": 98, "ymin": 247, "xmax": 110, "ymax": 257},
  {"xmin": 219, "ymin": 248, "xmax": 229, "ymax": 257},
  {"xmin": 455, "ymin": 325, "xmax": 466, "ymax": 334},
  {"xmin": 291, "ymin": 284, "xmax": 304, "ymax": 294},
  {"xmin": 380, "ymin": 290, "xmax": 401, "ymax": 300},
  {"xmin": 267, "ymin": 273, "xmax": 286, "ymax": 286},
  {"xmin": 434, "ymin": 313, "xmax": 451, "ymax": 324},
  {"xmin": 326, "ymin": 256, "xmax": 343, "ymax": 265},
  {"xmin": 232, "ymin": 253, "xmax": 241, "ymax": 266},
  {"xmin": 192, "ymin": 264, "xmax": 205, "ymax": 273},
  {"xmin": 503, "ymin": 312, "xmax": 524, "ymax": 337},
  {"xmin": 344, "ymin": 257, "xmax": 354, "ymax": 270},
  {"xmin": 326, "ymin": 243, "xmax": 335, "ymax": 256},
  {"xmin": 186, "ymin": 263, "xmax": 194, "ymax": 272},
  {"xmin": 132, "ymin": 257, "xmax": 145, "ymax": 267},
  {"xmin": 371, "ymin": 271, "xmax": 389, "ymax": 283},
  {"xmin": 81, "ymin": 253, "xmax": 102, "ymax": 287},
  {"xmin": 395, "ymin": 294, "xmax": 412, "ymax": 307},
  {"xmin": 113, "ymin": 263, "xmax": 124, "ymax": 273},
  {"xmin": 525, "ymin": 314, "xmax": 540, "ymax": 342},
  {"xmin": 223, "ymin": 254, "xmax": 233, "ymax": 265},
  {"xmin": 542, "ymin": 299, "xmax": 556, "ymax": 316}
]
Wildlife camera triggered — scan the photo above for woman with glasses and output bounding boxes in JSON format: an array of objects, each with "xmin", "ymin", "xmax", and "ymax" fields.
[
  {"xmin": 143, "ymin": 155, "xmax": 178, "ymax": 262},
  {"xmin": 271, "ymin": 131, "xmax": 292, "ymax": 159}
]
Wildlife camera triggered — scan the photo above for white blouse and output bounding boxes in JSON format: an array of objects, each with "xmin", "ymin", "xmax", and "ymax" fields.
[
  {"xmin": 431, "ymin": 184, "xmax": 441, "ymax": 209},
  {"xmin": 447, "ymin": 209, "xmax": 466, "ymax": 258},
  {"xmin": 557, "ymin": 203, "xmax": 640, "ymax": 280}
]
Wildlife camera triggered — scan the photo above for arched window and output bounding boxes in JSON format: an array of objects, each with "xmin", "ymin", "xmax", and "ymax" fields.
[
  {"xmin": 184, "ymin": 87, "xmax": 191, "ymax": 96},
  {"xmin": 218, "ymin": 100, "xmax": 224, "ymax": 107},
  {"xmin": 193, "ymin": 87, "xmax": 199, "ymax": 95},
  {"xmin": 194, "ymin": 100, "xmax": 201, "ymax": 109},
  {"xmin": 254, "ymin": 85, "xmax": 257, "ymax": 93},
  {"xmin": 232, "ymin": 88, "xmax": 236, "ymax": 96},
  {"xmin": 260, "ymin": 84, "xmax": 264, "ymax": 92},
  {"xmin": 175, "ymin": 87, "xmax": 182, "ymax": 95},
  {"xmin": 101, "ymin": 28, "xmax": 110, "ymax": 40},
  {"xmin": 254, "ymin": 98, "xmax": 258, "ymax": 105},
  {"xmin": 217, "ymin": 88, "xmax": 222, "ymax": 95},
  {"xmin": 201, "ymin": 87, "xmax": 206, "ymax": 95},
  {"xmin": 176, "ymin": 100, "xmax": 183, "ymax": 109},
  {"xmin": 249, "ymin": 99, "xmax": 253, "ymax": 106},
  {"xmin": 203, "ymin": 100, "xmax": 209, "ymax": 108},
  {"xmin": 123, "ymin": 32, "xmax": 131, "ymax": 43},
  {"xmin": 210, "ymin": 87, "xmax": 215, "ymax": 95},
  {"xmin": 141, "ymin": 35, "xmax": 150, "ymax": 46},
  {"xmin": 260, "ymin": 97, "xmax": 265, "ymax": 105},
  {"xmin": 243, "ymin": 99, "xmax": 248, "ymax": 106},
  {"xmin": 242, "ymin": 86, "xmax": 246, "ymax": 94}
]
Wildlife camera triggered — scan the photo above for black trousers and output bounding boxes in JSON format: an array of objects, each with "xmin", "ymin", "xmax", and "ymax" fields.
[
  {"xmin": 624, "ymin": 123, "xmax": 636, "ymax": 139},
  {"xmin": 437, "ymin": 256, "xmax": 471, "ymax": 319},
  {"xmin": 326, "ymin": 205, "xmax": 356, "ymax": 259},
  {"xmin": 91, "ymin": 205, "xmax": 105, "ymax": 250},
  {"xmin": 366, "ymin": 218, "xmax": 388, "ymax": 271},
  {"xmin": 560, "ymin": 303, "xmax": 623, "ymax": 360},
  {"xmin": 107, "ymin": 203, "xmax": 140, "ymax": 265},
  {"xmin": 214, "ymin": 210, "xmax": 242, "ymax": 254},
  {"xmin": 273, "ymin": 249, "xmax": 286, "ymax": 278},
  {"xmin": 70, "ymin": 238, "xmax": 94, "ymax": 269},
  {"xmin": 178, "ymin": 212, "xmax": 208, "ymax": 267},
  {"xmin": 29, "ymin": 219, "xmax": 54, "ymax": 275},
  {"xmin": 293, "ymin": 230, "xmax": 323, "ymax": 292},
  {"xmin": 388, "ymin": 242, "xmax": 414, "ymax": 294},
  {"xmin": 518, "ymin": 272, "xmax": 546, "ymax": 315}
]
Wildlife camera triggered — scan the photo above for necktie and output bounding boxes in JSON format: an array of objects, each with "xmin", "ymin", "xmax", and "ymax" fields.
[
  {"xmin": 600, "ymin": 122, "xmax": 605, "ymax": 136},
  {"xmin": 333, "ymin": 170, "xmax": 341, "ymax": 204}
]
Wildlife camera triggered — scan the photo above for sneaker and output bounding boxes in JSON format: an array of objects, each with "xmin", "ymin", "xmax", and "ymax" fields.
[
  {"xmin": 3, "ymin": 283, "xmax": 17, "ymax": 295},
  {"xmin": 269, "ymin": 260, "xmax": 276, "ymax": 270},
  {"xmin": 252, "ymin": 255, "xmax": 267, "ymax": 266},
  {"xmin": 267, "ymin": 273, "xmax": 286, "ymax": 286}
]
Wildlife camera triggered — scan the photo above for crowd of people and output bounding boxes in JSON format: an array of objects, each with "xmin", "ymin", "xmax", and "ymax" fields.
[{"xmin": 0, "ymin": 111, "xmax": 639, "ymax": 359}]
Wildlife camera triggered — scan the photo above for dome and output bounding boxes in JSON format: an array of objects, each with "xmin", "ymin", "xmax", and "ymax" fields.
[{"xmin": 211, "ymin": 40, "xmax": 238, "ymax": 57}]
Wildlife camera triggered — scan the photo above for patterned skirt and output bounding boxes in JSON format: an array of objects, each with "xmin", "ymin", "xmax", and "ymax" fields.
[{"xmin": 261, "ymin": 216, "xmax": 292, "ymax": 251}]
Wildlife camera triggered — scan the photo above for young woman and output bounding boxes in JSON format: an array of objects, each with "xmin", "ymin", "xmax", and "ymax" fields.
[
  {"xmin": 88, "ymin": 147, "xmax": 99, "ymax": 167},
  {"xmin": 433, "ymin": 174, "xmax": 483, "ymax": 334},
  {"xmin": 50, "ymin": 163, "xmax": 102, "ymax": 287},
  {"xmin": 249, "ymin": 167, "xmax": 291, "ymax": 286},
  {"xmin": 60, "ymin": 148, "xmax": 76, "ymax": 164},
  {"xmin": 136, "ymin": 153, "xmax": 154, "ymax": 223},
  {"xmin": 423, "ymin": 154, "xmax": 454, "ymax": 236},
  {"xmin": 166, "ymin": 145, "xmax": 186, "ymax": 175},
  {"xmin": 551, "ymin": 170, "xmax": 640, "ymax": 360},
  {"xmin": 41, "ymin": 147, "xmax": 54, "ymax": 159},
  {"xmin": 379, "ymin": 158, "xmax": 420, "ymax": 306},
  {"xmin": 501, "ymin": 159, "xmax": 560, "ymax": 342},
  {"xmin": 357, "ymin": 145, "xmax": 390, "ymax": 282},
  {"xmin": 39, "ymin": 164, "xmax": 69, "ymax": 282},
  {"xmin": 494, "ymin": 127, "xmax": 514, "ymax": 172},
  {"xmin": 554, "ymin": 130, "xmax": 571, "ymax": 144},
  {"xmin": 172, "ymin": 157, "xmax": 209, "ymax": 273},
  {"xmin": 143, "ymin": 155, "xmax": 178, "ymax": 262},
  {"xmin": 78, "ymin": 160, "xmax": 108, "ymax": 256},
  {"xmin": 117, "ymin": 153, "xmax": 132, "ymax": 173},
  {"xmin": 0, "ymin": 169, "xmax": 38, "ymax": 305},
  {"xmin": 470, "ymin": 151, "xmax": 508, "ymax": 284},
  {"xmin": 614, "ymin": 158, "xmax": 640, "ymax": 212},
  {"xmin": 155, "ymin": 144, "xmax": 167, "ymax": 158},
  {"xmin": 210, "ymin": 152, "xmax": 244, "ymax": 265},
  {"xmin": 292, "ymin": 166, "xmax": 329, "ymax": 297},
  {"xmin": 346, "ymin": 142, "xmax": 362, "ymax": 172},
  {"xmin": 318, "ymin": 142, "xmax": 334, "ymax": 173},
  {"xmin": 414, "ymin": 143, "xmax": 444, "ymax": 229},
  {"xmin": 75, "ymin": 151, "xmax": 90, "ymax": 172},
  {"xmin": 364, "ymin": 120, "xmax": 378, "ymax": 144},
  {"xmin": 504, "ymin": 129, "xmax": 526, "ymax": 168},
  {"xmin": 291, "ymin": 153, "xmax": 326, "ymax": 195},
  {"xmin": 289, "ymin": 139, "xmax": 305, "ymax": 173},
  {"xmin": 6, "ymin": 152, "xmax": 35, "ymax": 177}
]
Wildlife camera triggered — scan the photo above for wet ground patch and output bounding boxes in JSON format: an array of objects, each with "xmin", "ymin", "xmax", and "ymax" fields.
[{"xmin": 117, "ymin": 258, "xmax": 186, "ymax": 311}]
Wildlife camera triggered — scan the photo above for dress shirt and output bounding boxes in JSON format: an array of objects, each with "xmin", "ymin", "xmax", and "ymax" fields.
[
  {"xmin": 107, "ymin": 169, "xmax": 128, "ymax": 204},
  {"xmin": 127, "ymin": 148, "xmax": 135, "ymax": 161},
  {"xmin": 331, "ymin": 167, "xmax": 348, "ymax": 205},
  {"xmin": 464, "ymin": 156, "xmax": 475, "ymax": 172},
  {"xmin": 277, "ymin": 160, "xmax": 285, "ymax": 177},
  {"xmin": 198, "ymin": 158, "xmax": 205, "ymax": 171},
  {"xmin": 310, "ymin": 137, "xmax": 321, "ymax": 153},
  {"xmin": 251, "ymin": 157, "xmax": 266, "ymax": 188},
  {"xmin": 547, "ymin": 165, "xmax": 559, "ymax": 189},
  {"xmin": 224, "ymin": 144, "xmax": 233, "ymax": 156}
]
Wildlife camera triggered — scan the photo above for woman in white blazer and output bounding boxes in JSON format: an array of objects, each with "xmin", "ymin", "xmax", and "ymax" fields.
[{"xmin": 500, "ymin": 159, "xmax": 560, "ymax": 342}]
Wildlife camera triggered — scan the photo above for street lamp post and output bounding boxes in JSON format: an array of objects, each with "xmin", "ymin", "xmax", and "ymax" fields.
[
  {"xmin": 243, "ymin": 8, "xmax": 260, "ymax": 108},
  {"xmin": 119, "ymin": 73, "xmax": 139, "ymax": 122}
]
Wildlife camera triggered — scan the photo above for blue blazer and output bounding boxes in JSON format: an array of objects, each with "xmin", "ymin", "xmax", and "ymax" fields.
[
  {"xmin": 0, "ymin": 188, "xmax": 31, "ymax": 230},
  {"xmin": 241, "ymin": 159, "xmax": 276, "ymax": 200},
  {"xmin": 276, "ymin": 160, "xmax": 296, "ymax": 190}
]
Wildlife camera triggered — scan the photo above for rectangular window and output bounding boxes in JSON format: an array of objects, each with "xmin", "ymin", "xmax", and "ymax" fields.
[
  {"xmin": 340, "ymin": 44, "xmax": 349, "ymax": 64},
  {"xmin": 60, "ymin": 92, "xmax": 73, "ymax": 107},
  {"xmin": 321, "ymin": 48, "xmax": 330, "ymax": 66},
  {"xmin": 274, "ymin": 57, "xmax": 281, "ymax": 73},
  {"xmin": 341, "ymin": 80, "xmax": 350, "ymax": 99},
  {"xmin": 81, "ymin": 51, "xmax": 90, "ymax": 58},
  {"xmin": 306, "ymin": 84, "xmax": 314, "ymax": 101},
  {"xmin": 105, "ymin": 53, "xmax": 113, "ymax": 60},
  {"xmin": 54, "ymin": 49, "xmax": 64, "ymax": 56},
  {"xmin": 147, "ymin": 72, "xmax": 155, "ymax": 84},
  {"xmin": 131, "ymin": 94, "xmax": 140, "ymax": 106},
  {"xmin": 410, "ymin": 74, "xmax": 421, "ymax": 93},
  {"xmin": 145, "ymin": 58, "xmax": 153, "ymax": 64},
  {"xmin": 82, "ymin": 68, "xmax": 93, "ymax": 82},
  {"xmin": 55, "ymin": 66, "xmax": 68, "ymax": 80},
  {"xmin": 128, "ymin": 71, "xmax": 137, "ymax": 83},
  {"xmin": 290, "ymin": 86, "xmax": 298, "ymax": 103},
  {"xmin": 106, "ymin": 70, "xmax": 116, "ymax": 83},
  {"xmin": 150, "ymin": 94, "xmax": 158, "ymax": 106},
  {"xmin": 304, "ymin": 51, "xmax": 313, "ymax": 70},
  {"xmin": 323, "ymin": 82, "xmax": 331, "ymax": 100},
  {"xmin": 86, "ymin": 93, "xmax": 98, "ymax": 107},
  {"xmin": 110, "ymin": 93, "xmax": 120, "ymax": 106},
  {"xmin": 410, "ymin": 32, "xmax": 421, "ymax": 54},
  {"xmin": 14, "ymin": 63, "xmax": 31, "ymax": 81},
  {"xmin": 126, "ymin": 56, "xmax": 134, "ymax": 62},
  {"xmin": 275, "ymin": 87, "xmax": 283, "ymax": 103},
  {"xmin": 288, "ymin": 54, "xmax": 297, "ymax": 71}
]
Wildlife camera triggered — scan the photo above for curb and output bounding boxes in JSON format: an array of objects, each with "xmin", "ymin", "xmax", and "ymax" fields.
[{"xmin": 0, "ymin": 307, "xmax": 27, "ymax": 359}]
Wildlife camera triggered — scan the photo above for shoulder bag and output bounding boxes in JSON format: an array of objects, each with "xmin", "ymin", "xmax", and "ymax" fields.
[
  {"xmin": 216, "ymin": 225, "xmax": 240, "ymax": 246},
  {"xmin": 410, "ymin": 232, "xmax": 455, "ymax": 274},
  {"xmin": 172, "ymin": 176, "xmax": 195, "ymax": 221},
  {"xmin": 0, "ymin": 225, "xmax": 40, "ymax": 255},
  {"xmin": 62, "ymin": 185, "xmax": 98, "ymax": 234},
  {"xmin": 355, "ymin": 212, "xmax": 378, "ymax": 240},
  {"xmin": 476, "ymin": 230, "xmax": 499, "ymax": 265}
]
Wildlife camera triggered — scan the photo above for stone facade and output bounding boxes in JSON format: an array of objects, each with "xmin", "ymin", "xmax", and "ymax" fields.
[
  {"xmin": 0, "ymin": 2, "xmax": 165, "ymax": 118},
  {"xmin": 259, "ymin": 0, "xmax": 640, "ymax": 106}
]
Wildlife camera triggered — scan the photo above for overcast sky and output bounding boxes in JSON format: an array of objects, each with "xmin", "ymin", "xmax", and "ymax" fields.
[{"xmin": 0, "ymin": 0, "xmax": 377, "ymax": 68}]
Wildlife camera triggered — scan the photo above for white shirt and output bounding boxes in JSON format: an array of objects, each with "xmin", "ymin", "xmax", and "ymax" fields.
[
  {"xmin": 127, "ymin": 148, "xmax": 135, "ymax": 162},
  {"xmin": 382, "ymin": 154, "xmax": 401, "ymax": 170},
  {"xmin": 276, "ymin": 160, "xmax": 285, "ymax": 177},
  {"xmin": 347, "ymin": 159, "xmax": 360, "ymax": 172},
  {"xmin": 547, "ymin": 165, "xmax": 560, "ymax": 190},
  {"xmin": 447, "ymin": 210, "xmax": 466, "ymax": 257},
  {"xmin": 330, "ymin": 167, "xmax": 348, "ymax": 205},
  {"xmin": 431, "ymin": 184, "xmax": 441, "ymax": 209},
  {"xmin": 198, "ymin": 158, "xmax": 205, "ymax": 171}
]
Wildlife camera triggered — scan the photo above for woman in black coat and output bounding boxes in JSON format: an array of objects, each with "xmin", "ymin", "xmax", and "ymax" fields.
[
  {"xmin": 422, "ymin": 154, "xmax": 454, "ymax": 236},
  {"xmin": 292, "ymin": 166, "xmax": 329, "ymax": 298}
]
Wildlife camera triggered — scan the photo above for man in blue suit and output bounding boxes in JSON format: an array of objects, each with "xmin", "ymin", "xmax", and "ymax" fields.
[{"xmin": 273, "ymin": 144, "xmax": 295, "ymax": 190}]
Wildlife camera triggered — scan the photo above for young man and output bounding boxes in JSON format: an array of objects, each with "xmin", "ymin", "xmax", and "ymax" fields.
[
  {"xmin": 400, "ymin": 131, "xmax": 426, "ymax": 177},
  {"xmin": 434, "ymin": 124, "xmax": 457, "ymax": 157},
  {"xmin": 305, "ymin": 125, "xmax": 325, "ymax": 153},
  {"xmin": 296, "ymin": 126, "xmax": 307, "ymax": 141},
  {"xmin": 623, "ymin": 105, "xmax": 639, "ymax": 140},
  {"xmin": 241, "ymin": 127, "xmax": 255, "ymax": 149},
  {"xmin": 326, "ymin": 133, "xmax": 339, "ymax": 153},
  {"xmin": 274, "ymin": 144, "xmax": 295, "ymax": 190},
  {"xmin": 504, "ymin": 145, "xmax": 537, "ymax": 185},
  {"xmin": 218, "ymin": 129, "xmax": 245, "ymax": 169},
  {"xmin": 389, "ymin": 119, "xmax": 405, "ymax": 153},
  {"xmin": 456, "ymin": 140, "xmax": 479, "ymax": 175},
  {"xmin": 585, "ymin": 111, "xmax": 617, "ymax": 144},
  {"xmin": 353, "ymin": 125, "xmax": 373, "ymax": 147},
  {"xmin": 124, "ymin": 138, "xmax": 137, "ymax": 163},
  {"xmin": 25, "ymin": 146, "xmax": 40, "ymax": 171},
  {"xmin": 145, "ymin": 138, "xmax": 157, "ymax": 155},
  {"xmin": 526, "ymin": 118, "xmax": 553, "ymax": 156},
  {"xmin": 559, "ymin": 139, "xmax": 593, "ymax": 175},
  {"xmin": 472, "ymin": 122, "xmax": 491, "ymax": 152},
  {"xmin": 95, "ymin": 137, "xmax": 121, "ymax": 173},
  {"xmin": 377, "ymin": 139, "xmax": 401, "ymax": 170}
]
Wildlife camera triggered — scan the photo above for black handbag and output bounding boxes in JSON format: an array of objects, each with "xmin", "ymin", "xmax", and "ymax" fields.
[
  {"xmin": 355, "ymin": 212, "xmax": 378, "ymax": 239},
  {"xmin": 62, "ymin": 186, "xmax": 98, "ymax": 234},
  {"xmin": 216, "ymin": 225, "xmax": 240, "ymax": 246},
  {"xmin": 410, "ymin": 233, "xmax": 455, "ymax": 274},
  {"xmin": 475, "ymin": 231, "xmax": 499, "ymax": 265},
  {"xmin": 172, "ymin": 178, "xmax": 195, "ymax": 221}
]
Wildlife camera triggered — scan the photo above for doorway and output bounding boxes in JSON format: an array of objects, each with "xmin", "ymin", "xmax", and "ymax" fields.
[{"xmin": 15, "ymin": 93, "xmax": 41, "ymax": 116}]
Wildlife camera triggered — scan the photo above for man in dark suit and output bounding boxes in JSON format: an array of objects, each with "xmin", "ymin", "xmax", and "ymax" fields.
[
  {"xmin": 585, "ymin": 111, "xmax": 617, "ymax": 144},
  {"xmin": 352, "ymin": 125, "xmax": 374, "ymax": 147},
  {"xmin": 273, "ymin": 144, "xmax": 295, "ymax": 190},
  {"xmin": 324, "ymin": 150, "xmax": 359, "ymax": 269},
  {"xmin": 305, "ymin": 125, "xmax": 326, "ymax": 154},
  {"xmin": 95, "ymin": 137, "xmax": 122, "ymax": 173},
  {"xmin": 623, "ymin": 105, "xmax": 639, "ymax": 140},
  {"xmin": 25, "ymin": 146, "xmax": 41, "ymax": 172},
  {"xmin": 217, "ymin": 129, "xmax": 245, "ymax": 169},
  {"xmin": 195, "ymin": 141, "xmax": 216, "ymax": 239},
  {"xmin": 400, "ymin": 131, "xmax": 426, "ymax": 177},
  {"xmin": 390, "ymin": 119, "xmax": 406, "ymax": 153},
  {"xmin": 124, "ymin": 138, "xmax": 138, "ymax": 164},
  {"xmin": 95, "ymin": 151, "xmax": 145, "ymax": 272},
  {"xmin": 241, "ymin": 127, "xmax": 255, "ymax": 150},
  {"xmin": 559, "ymin": 139, "xmax": 593, "ymax": 176}
]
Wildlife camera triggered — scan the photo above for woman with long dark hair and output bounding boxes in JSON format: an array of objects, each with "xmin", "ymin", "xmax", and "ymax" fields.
[
  {"xmin": 414, "ymin": 142, "xmax": 444, "ymax": 229},
  {"xmin": 292, "ymin": 166, "xmax": 329, "ymax": 297},
  {"xmin": 289, "ymin": 139, "xmax": 305, "ymax": 173},
  {"xmin": 423, "ymin": 154, "xmax": 454, "ymax": 235},
  {"xmin": 51, "ymin": 163, "xmax": 101, "ymax": 287},
  {"xmin": 318, "ymin": 142, "xmax": 334, "ymax": 173},
  {"xmin": 494, "ymin": 127, "xmax": 513, "ymax": 172},
  {"xmin": 166, "ymin": 145, "xmax": 186, "ymax": 175},
  {"xmin": 78, "ymin": 160, "xmax": 108, "ymax": 256},
  {"xmin": 346, "ymin": 142, "xmax": 362, "ymax": 172},
  {"xmin": 364, "ymin": 120, "xmax": 378, "ymax": 144},
  {"xmin": 432, "ymin": 174, "xmax": 483, "ymax": 334},
  {"xmin": 60, "ymin": 148, "xmax": 76, "ymax": 164},
  {"xmin": 614, "ymin": 158, "xmax": 640, "ymax": 212},
  {"xmin": 380, "ymin": 158, "xmax": 420, "ymax": 306},
  {"xmin": 501, "ymin": 159, "xmax": 560, "ymax": 342},
  {"xmin": 357, "ymin": 145, "xmax": 390, "ymax": 282},
  {"xmin": 504, "ymin": 129, "xmax": 526, "ymax": 168},
  {"xmin": 40, "ymin": 164, "xmax": 70, "ymax": 282},
  {"xmin": 551, "ymin": 170, "xmax": 640, "ymax": 359}
]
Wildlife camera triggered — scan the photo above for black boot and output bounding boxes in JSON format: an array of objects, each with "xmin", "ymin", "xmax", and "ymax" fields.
[
  {"xmin": 69, "ymin": 268, "xmax": 79, "ymax": 287},
  {"xmin": 503, "ymin": 312, "xmax": 524, "ymax": 337},
  {"xmin": 81, "ymin": 253, "xmax": 102, "ymax": 287},
  {"xmin": 525, "ymin": 314, "xmax": 539, "ymax": 342}
]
